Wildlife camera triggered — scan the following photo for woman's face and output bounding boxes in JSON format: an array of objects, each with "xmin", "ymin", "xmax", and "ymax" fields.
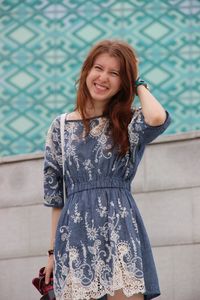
[{"xmin": 86, "ymin": 53, "xmax": 121, "ymax": 107}]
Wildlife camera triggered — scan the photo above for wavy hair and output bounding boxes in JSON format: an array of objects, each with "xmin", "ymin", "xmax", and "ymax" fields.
[{"xmin": 75, "ymin": 39, "xmax": 138, "ymax": 156}]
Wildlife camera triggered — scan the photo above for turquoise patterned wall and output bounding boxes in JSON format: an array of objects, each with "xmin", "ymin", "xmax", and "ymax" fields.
[{"xmin": 0, "ymin": 0, "xmax": 200, "ymax": 157}]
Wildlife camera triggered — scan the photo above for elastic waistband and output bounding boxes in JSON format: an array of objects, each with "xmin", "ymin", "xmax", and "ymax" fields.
[{"xmin": 66, "ymin": 177, "xmax": 131, "ymax": 196}]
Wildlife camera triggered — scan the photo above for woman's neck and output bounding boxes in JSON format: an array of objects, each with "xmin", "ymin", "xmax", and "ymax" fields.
[{"xmin": 79, "ymin": 103, "xmax": 106, "ymax": 118}]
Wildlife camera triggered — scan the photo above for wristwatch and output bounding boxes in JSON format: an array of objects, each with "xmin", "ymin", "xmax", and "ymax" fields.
[
  {"xmin": 134, "ymin": 77, "xmax": 149, "ymax": 95},
  {"xmin": 47, "ymin": 249, "xmax": 54, "ymax": 256}
]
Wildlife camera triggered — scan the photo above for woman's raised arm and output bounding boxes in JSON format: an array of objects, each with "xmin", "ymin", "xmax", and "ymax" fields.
[{"xmin": 137, "ymin": 85, "xmax": 167, "ymax": 126}]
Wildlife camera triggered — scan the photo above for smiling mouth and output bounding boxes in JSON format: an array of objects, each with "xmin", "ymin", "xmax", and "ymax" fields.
[{"xmin": 94, "ymin": 83, "xmax": 109, "ymax": 91}]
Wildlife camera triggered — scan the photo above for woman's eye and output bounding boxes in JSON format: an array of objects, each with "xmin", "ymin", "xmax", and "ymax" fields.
[
  {"xmin": 94, "ymin": 66, "xmax": 102, "ymax": 70},
  {"xmin": 111, "ymin": 72, "xmax": 119, "ymax": 76}
]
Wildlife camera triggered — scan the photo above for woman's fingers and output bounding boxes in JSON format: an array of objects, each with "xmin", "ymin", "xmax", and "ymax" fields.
[
  {"xmin": 45, "ymin": 267, "xmax": 51, "ymax": 285},
  {"xmin": 44, "ymin": 256, "xmax": 54, "ymax": 285}
]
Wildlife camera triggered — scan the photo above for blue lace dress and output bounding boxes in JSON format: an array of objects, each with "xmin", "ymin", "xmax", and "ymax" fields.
[{"xmin": 44, "ymin": 107, "xmax": 171, "ymax": 300}]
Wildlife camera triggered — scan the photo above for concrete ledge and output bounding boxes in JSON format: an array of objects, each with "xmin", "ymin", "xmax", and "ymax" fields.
[
  {"xmin": 1, "ymin": 186, "xmax": 199, "ymax": 259},
  {"xmin": 0, "ymin": 152, "xmax": 43, "ymax": 164},
  {"xmin": 152, "ymin": 130, "xmax": 200, "ymax": 144},
  {"xmin": 0, "ymin": 256, "xmax": 47, "ymax": 300},
  {"xmin": 153, "ymin": 243, "xmax": 200, "ymax": 300},
  {"xmin": 0, "ymin": 205, "xmax": 51, "ymax": 259},
  {"xmin": 0, "ymin": 131, "xmax": 199, "ymax": 300},
  {"xmin": 142, "ymin": 138, "xmax": 200, "ymax": 191},
  {"xmin": 136, "ymin": 186, "xmax": 200, "ymax": 246},
  {"xmin": 0, "ymin": 159, "xmax": 44, "ymax": 208},
  {"xmin": 0, "ymin": 244, "xmax": 199, "ymax": 300},
  {"xmin": 1, "ymin": 130, "xmax": 199, "ymax": 164},
  {"xmin": 1, "ymin": 133, "xmax": 199, "ymax": 209}
]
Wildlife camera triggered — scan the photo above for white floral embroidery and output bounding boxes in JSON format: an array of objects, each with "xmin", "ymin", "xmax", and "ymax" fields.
[
  {"xmin": 85, "ymin": 213, "xmax": 98, "ymax": 241},
  {"xmin": 99, "ymin": 222, "xmax": 109, "ymax": 242},
  {"xmin": 57, "ymin": 117, "xmax": 115, "ymax": 188},
  {"xmin": 132, "ymin": 215, "xmax": 139, "ymax": 234},
  {"xmin": 71, "ymin": 203, "xmax": 83, "ymax": 223},
  {"xmin": 96, "ymin": 197, "xmax": 108, "ymax": 217},
  {"xmin": 83, "ymin": 159, "xmax": 94, "ymax": 181},
  {"xmin": 66, "ymin": 169, "xmax": 74, "ymax": 190},
  {"xmin": 90, "ymin": 118, "xmax": 113, "ymax": 163},
  {"xmin": 65, "ymin": 122, "xmax": 80, "ymax": 169},
  {"xmin": 44, "ymin": 109, "xmax": 170, "ymax": 299},
  {"xmin": 55, "ymin": 203, "xmax": 145, "ymax": 300},
  {"xmin": 128, "ymin": 130, "xmax": 140, "ymax": 146},
  {"xmin": 118, "ymin": 198, "xmax": 129, "ymax": 218},
  {"xmin": 128, "ymin": 109, "xmax": 141, "ymax": 147},
  {"xmin": 60, "ymin": 225, "xmax": 71, "ymax": 242},
  {"xmin": 69, "ymin": 247, "xmax": 79, "ymax": 261}
]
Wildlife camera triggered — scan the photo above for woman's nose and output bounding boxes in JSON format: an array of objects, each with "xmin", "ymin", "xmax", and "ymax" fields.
[{"xmin": 98, "ymin": 71, "xmax": 109, "ymax": 82}]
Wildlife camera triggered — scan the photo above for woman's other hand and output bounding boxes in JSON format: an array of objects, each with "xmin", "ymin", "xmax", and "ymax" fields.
[{"xmin": 44, "ymin": 255, "xmax": 54, "ymax": 284}]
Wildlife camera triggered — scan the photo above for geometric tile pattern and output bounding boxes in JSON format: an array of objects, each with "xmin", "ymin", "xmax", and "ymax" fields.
[{"xmin": 0, "ymin": 0, "xmax": 200, "ymax": 156}]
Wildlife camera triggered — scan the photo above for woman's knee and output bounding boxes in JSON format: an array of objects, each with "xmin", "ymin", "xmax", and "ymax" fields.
[{"xmin": 107, "ymin": 289, "xmax": 144, "ymax": 300}]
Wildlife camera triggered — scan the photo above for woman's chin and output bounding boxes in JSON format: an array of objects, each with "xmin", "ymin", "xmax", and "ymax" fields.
[{"xmin": 90, "ymin": 93, "xmax": 110, "ymax": 103}]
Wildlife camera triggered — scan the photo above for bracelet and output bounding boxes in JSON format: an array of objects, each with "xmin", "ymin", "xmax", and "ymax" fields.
[
  {"xmin": 134, "ymin": 77, "xmax": 149, "ymax": 95},
  {"xmin": 47, "ymin": 249, "xmax": 54, "ymax": 256}
]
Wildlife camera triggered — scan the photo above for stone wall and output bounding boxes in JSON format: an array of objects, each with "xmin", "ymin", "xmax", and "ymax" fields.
[{"xmin": 0, "ymin": 132, "xmax": 199, "ymax": 300}]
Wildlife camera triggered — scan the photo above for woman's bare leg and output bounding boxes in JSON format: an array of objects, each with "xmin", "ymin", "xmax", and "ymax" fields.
[{"xmin": 107, "ymin": 289, "xmax": 144, "ymax": 300}]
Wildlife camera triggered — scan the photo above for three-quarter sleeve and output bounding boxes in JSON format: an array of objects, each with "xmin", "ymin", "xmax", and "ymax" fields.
[
  {"xmin": 43, "ymin": 115, "xmax": 64, "ymax": 208},
  {"xmin": 129, "ymin": 107, "xmax": 172, "ymax": 145}
]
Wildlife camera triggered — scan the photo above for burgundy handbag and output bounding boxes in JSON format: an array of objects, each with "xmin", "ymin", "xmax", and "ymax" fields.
[{"xmin": 32, "ymin": 267, "xmax": 56, "ymax": 300}]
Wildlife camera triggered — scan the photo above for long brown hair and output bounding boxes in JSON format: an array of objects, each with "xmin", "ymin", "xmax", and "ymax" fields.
[{"xmin": 75, "ymin": 39, "xmax": 138, "ymax": 156}]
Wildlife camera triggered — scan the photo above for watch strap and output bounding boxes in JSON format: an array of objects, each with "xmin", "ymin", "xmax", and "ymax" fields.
[{"xmin": 134, "ymin": 77, "xmax": 148, "ymax": 95}]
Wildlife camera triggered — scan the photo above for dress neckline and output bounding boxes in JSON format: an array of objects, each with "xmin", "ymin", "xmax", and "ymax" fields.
[{"xmin": 65, "ymin": 114, "xmax": 107, "ymax": 122}]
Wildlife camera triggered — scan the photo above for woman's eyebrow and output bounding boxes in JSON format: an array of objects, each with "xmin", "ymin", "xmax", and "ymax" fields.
[
  {"xmin": 94, "ymin": 63, "xmax": 120, "ymax": 72},
  {"xmin": 109, "ymin": 68, "xmax": 120, "ymax": 73}
]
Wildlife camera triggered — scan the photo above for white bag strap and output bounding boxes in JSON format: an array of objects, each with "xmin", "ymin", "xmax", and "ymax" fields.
[{"xmin": 60, "ymin": 113, "xmax": 66, "ymax": 203}]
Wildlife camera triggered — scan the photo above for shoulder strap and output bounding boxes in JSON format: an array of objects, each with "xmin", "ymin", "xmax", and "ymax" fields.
[{"xmin": 60, "ymin": 113, "xmax": 67, "ymax": 203}]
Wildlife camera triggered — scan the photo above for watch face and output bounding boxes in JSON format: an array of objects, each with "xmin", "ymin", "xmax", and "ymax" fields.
[
  {"xmin": 135, "ymin": 78, "xmax": 145, "ymax": 86},
  {"xmin": 134, "ymin": 78, "xmax": 149, "ymax": 95}
]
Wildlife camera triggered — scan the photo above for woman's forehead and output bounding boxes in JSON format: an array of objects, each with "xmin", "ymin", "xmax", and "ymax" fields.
[{"xmin": 93, "ymin": 53, "xmax": 120, "ymax": 69}]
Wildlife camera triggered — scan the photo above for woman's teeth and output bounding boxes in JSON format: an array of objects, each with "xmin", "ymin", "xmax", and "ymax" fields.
[{"xmin": 95, "ymin": 83, "xmax": 108, "ymax": 91}]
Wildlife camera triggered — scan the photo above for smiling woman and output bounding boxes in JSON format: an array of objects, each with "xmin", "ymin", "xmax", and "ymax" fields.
[
  {"xmin": 75, "ymin": 40, "xmax": 139, "ymax": 156},
  {"xmin": 43, "ymin": 39, "xmax": 171, "ymax": 300},
  {"xmin": 86, "ymin": 53, "xmax": 121, "ymax": 106}
]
